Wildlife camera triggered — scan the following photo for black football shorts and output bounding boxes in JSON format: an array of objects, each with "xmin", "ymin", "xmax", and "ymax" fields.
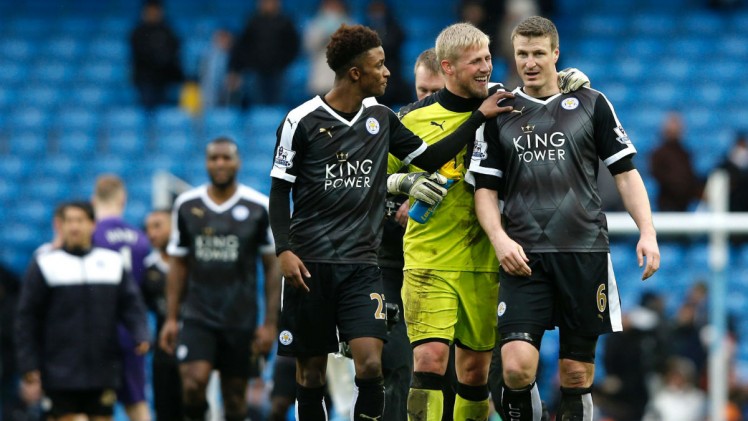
[
  {"xmin": 497, "ymin": 252, "xmax": 623, "ymax": 337},
  {"xmin": 277, "ymin": 262, "xmax": 388, "ymax": 357}
]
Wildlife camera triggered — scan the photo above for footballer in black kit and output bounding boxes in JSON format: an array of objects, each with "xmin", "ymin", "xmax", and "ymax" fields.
[
  {"xmin": 470, "ymin": 16, "xmax": 659, "ymax": 421},
  {"xmin": 160, "ymin": 138, "xmax": 281, "ymax": 421}
]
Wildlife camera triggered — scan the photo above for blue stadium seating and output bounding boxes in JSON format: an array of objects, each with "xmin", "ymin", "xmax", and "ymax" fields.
[
  {"xmin": 29, "ymin": 59, "xmax": 76, "ymax": 83},
  {"xmin": 10, "ymin": 131, "xmax": 49, "ymax": 159},
  {"xmin": 55, "ymin": 108, "xmax": 99, "ymax": 132},
  {"xmin": 57, "ymin": 131, "xmax": 97, "ymax": 157},
  {"xmin": 107, "ymin": 131, "xmax": 147, "ymax": 156},
  {"xmin": 0, "ymin": 38, "xmax": 39, "ymax": 60},
  {"xmin": 155, "ymin": 107, "xmax": 193, "ymax": 132},
  {"xmin": 41, "ymin": 36, "xmax": 85, "ymax": 60},
  {"xmin": 104, "ymin": 107, "xmax": 148, "ymax": 133},
  {"xmin": 19, "ymin": 85, "xmax": 65, "ymax": 109},
  {"xmin": 9, "ymin": 108, "xmax": 51, "ymax": 131}
]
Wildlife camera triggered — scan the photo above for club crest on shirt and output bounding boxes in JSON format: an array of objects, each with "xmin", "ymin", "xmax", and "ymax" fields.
[
  {"xmin": 497, "ymin": 301, "xmax": 507, "ymax": 317},
  {"xmin": 366, "ymin": 117, "xmax": 380, "ymax": 135},
  {"xmin": 279, "ymin": 330, "xmax": 294, "ymax": 346},
  {"xmin": 561, "ymin": 97, "xmax": 579, "ymax": 110},
  {"xmin": 274, "ymin": 146, "xmax": 296, "ymax": 169},
  {"xmin": 472, "ymin": 139, "xmax": 488, "ymax": 161},
  {"xmin": 232, "ymin": 205, "xmax": 250, "ymax": 221}
]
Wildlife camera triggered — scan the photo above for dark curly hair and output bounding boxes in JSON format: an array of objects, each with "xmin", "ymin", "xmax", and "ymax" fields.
[{"xmin": 326, "ymin": 24, "xmax": 382, "ymax": 75}]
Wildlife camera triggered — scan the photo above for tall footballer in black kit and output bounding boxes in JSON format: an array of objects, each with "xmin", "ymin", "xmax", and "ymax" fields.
[
  {"xmin": 470, "ymin": 16, "xmax": 659, "ymax": 421},
  {"xmin": 268, "ymin": 24, "xmax": 510, "ymax": 421}
]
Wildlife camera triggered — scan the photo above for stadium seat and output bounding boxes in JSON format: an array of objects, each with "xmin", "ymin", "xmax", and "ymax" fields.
[
  {"xmin": 88, "ymin": 38, "xmax": 128, "ymax": 61},
  {"xmin": 88, "ymin": 154, "xmax": 131, "ymax": 178},
  {"xmin": 0, "ymin": 62, "xmax": 25, "ymax": 85},
  {"xmin": 245, "ymin": 106, "xmax": 286, "ymax": 137},
  {"xmin": 54, "ymin": 109, "xmax": 99, "ymax": 132},
  {"xmin": 154, "ymin": 131, "xmax": 195, "ymax": 157},
  {"xmin": 34, "ymin": 178, "xmax": 73, "ymax": 204},
  {"xmin": 155, "ymin": 107, "xmax": 194, "ymax": 132},
  {"xmin": 0, "ymin": 38, "xmax": 39, "ymax": 61},
  {"xmin": 54, "ymin": 17, "xmax": 99, "ymax": 37},
  {"xmin": 9, "ymin": 108, "xmax": 51, "ymax": 132},
  {"xmin": 40, "ymin": 156, "xmax": 76, "ymax": 179},
  {"xmin": 618, "ymin": 35, "xmax": 665, "ymax": 60},
  {"xmin": 6, "ymin": 17, "xmax": 48, "ymax": 40},
  {"xmin": 680, "ymin": 12, "xmax": 722, "ymax": 35},
  {"xmin": 57, "ymin": 131, "xmax": 98, "ymax": 157},
  {"xmin": 18, "ymin": 86, "xmax": 64, "ymax": 109},
  {"xmin": 41, "ymin": 36, "xmax": 85, "ymax": 61},
  {"xmin": 203, "ymin": 108, "xmax": 242, "ymax": 133},
  {"xmin": 729, "ymin": 11, "xmax": 748, "ymax": 34},
  {"xmin": 104, "ymin": 107, "xmax": 148, "ymax": 133},
  {"xmin": 97, "ymin": 17, "xmax": 130, "ymax": 37},
  {"xmin": 631, "ymin": 13, "xmax": 677, "ymax": 36},
  {"xmin": 74, "ymin": 85, "xmax": 114, "ymax": 108},
  {"xmin": 580, "ymin": 14, "xmax": 627, "ymax": 37},
  {"xmin": 108, "ymin": 131, "xmax": 147, "ymax": 156},
  {"xmin": 10, "ymin": 131, "xmax": 48, "ymax": 159},
  {"xmin": 0, "ymin": 156, "xmax": 28, "ymax": 180},
  {"xmin": 29, "ymin": 60, "xmax": 75, "ymax": 83},
  {"xmin": 80, "ymin": 62, "xmax": 127, "ymax": 86}
]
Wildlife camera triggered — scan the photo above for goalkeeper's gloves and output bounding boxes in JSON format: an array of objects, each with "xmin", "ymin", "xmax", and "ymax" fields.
[
  {"xmin": 558, "ymin": 68, "xmax": 590, "ymax": 93},
  {"xmin": 387, "ymin": 172, "xmax": 448, "ymax": 206}
]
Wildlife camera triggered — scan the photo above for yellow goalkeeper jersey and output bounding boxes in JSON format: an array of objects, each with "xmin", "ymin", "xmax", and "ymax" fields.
[{"xmin": 389, "ymin": 88, "xmax": 499, "ymax": 272}]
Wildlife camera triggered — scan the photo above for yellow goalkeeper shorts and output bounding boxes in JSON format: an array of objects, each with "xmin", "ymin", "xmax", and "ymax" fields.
[{"xmin": 402, "ymin": 269, "xmax": 499, "ymax": 351}]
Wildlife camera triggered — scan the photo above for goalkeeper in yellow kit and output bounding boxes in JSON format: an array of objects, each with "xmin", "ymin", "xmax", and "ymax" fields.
[{"xmin": 386, "ymin": 23, "xmax": 590, "ymax": 421}]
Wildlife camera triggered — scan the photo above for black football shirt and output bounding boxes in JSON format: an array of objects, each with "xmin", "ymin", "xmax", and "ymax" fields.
[
  {"xmin": 468, "ymin": 87, "xmax": 637, "ymax": 252},
  {"xmin": 167, "ymin": 184, "xmax": 274, "ymax": 329},
  {"xmin": 271, "ymin": 96, "xmax": 427, "ymax": 264}
]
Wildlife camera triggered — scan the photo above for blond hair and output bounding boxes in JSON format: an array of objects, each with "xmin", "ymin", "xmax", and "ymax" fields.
[
  {"xmin": 511, "ymin": 16, "xmax": 559, "ymax": 50},
  {"xmin": 94, "ymin": 174, "xmax": 125, "ymax": 203},
  {"xmin": 435, "ymin": 23, "xmax": 490, "ymax": 69}
]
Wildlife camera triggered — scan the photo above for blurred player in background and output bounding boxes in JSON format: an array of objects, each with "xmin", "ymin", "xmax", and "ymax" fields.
[
  {"xmin": 142, "ymin": 209, "xmax": 183, "ymax": 421},
  {"xmin": 91, "ymin": 175, "xmax": 151, "ymax": 421},
  {"xmin": 16, "ymin": 201, "xmax": 149, "ymax": 421},
  {"xmin": 159, "ymin": 137, "xmax": 280, "ymax": 421}
]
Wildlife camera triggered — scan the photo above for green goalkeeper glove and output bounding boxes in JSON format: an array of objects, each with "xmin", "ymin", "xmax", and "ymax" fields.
[
  {"xmin": 387, "ymin": 172, "xmax": 448, "ymax": 206},
  {"xmin": 558, "ymin": 68, "xmax": 590, "ymax": 93}
]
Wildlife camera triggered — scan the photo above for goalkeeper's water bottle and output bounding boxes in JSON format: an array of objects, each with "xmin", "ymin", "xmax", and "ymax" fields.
[
  {"xmin": 408, "ymin": 178, "xmax": 455, "ymax": 224},
  {"xmin": 409, "ymin": 166, "xmax": 461, "ymax": 223}
]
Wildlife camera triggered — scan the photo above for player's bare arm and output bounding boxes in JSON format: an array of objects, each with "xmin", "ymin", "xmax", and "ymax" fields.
[
  {"xmin": 159, "ymin": 255, "xmax": 188, "ymax": 354},
  {"xmin": 475, "ymin": 188, "xmax": 531, "ymax": 277},
  {"xmin": 254, "ymin": 252, "xmax": 282, "ymax": 355},
  {"xmin": 614, "ymin": 169, "xmax": 660, "ymax": 280},
  {"xmin": 278, "ymin": 250, "xmax": 311, "ymax": 292}
]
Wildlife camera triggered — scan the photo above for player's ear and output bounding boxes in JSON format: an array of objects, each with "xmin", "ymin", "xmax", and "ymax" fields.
[
  {"xmin": 554, "ymin": 48, "xmax": 559, "ymax": 63},
  {"xmin": 440, "ymin": 60, "xmax": 453, "ymax": 76},
  {"xmin": 349, "ymin": 66, "xmax": 361, "ymax": 82}
]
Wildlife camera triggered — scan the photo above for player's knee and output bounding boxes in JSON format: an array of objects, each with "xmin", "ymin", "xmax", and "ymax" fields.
[
  {"xmin": 412, "ymin": 340, "xmax": 450, "ymax": 373},
  {"xmin": 181, "ymin": 376, "xmax": 207, "ymax": 403},
  {"xmin": 296, "ymin": 356, "xmax": 328, "ymax": 387},
  {"xmin": 558, "ymin": 360, "xmax": 593, "ymax": 388},
  {"xmin": 354, "ymin": 355, "xmax": 382, "ymax": 379},
  {"xmin": 499, "ymin": 336, "xmax": 540, "ymax": 388},
  {"xmin": 455, "ymin": 349, "xmax": 490, "ymax": 385}
]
